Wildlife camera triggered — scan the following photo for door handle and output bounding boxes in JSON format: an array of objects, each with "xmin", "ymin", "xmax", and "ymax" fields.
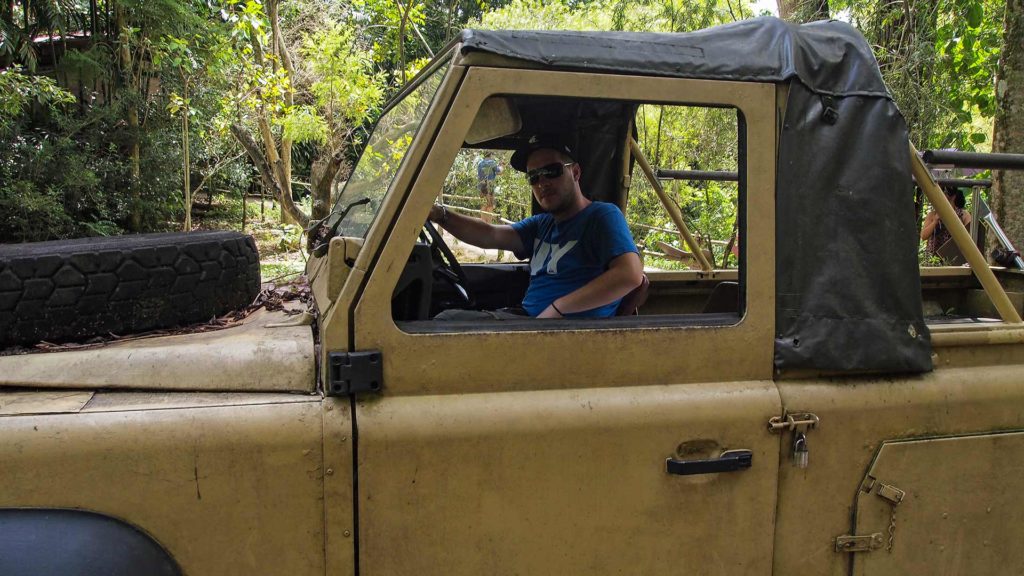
[{"xmin": 666, "ymin": 449, "xmax": 752, "ymax": 476}]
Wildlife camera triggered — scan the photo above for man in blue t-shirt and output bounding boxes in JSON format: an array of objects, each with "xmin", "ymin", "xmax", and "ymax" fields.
[{"xmin": 429, "ymin": 135, "xmax": 643, "ymax": 318}]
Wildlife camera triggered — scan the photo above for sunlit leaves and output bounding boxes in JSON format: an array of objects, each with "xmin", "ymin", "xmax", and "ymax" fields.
[
  {"xmin": 278, "ymin": 105, "xmax": 329, "ymax": 143},
  {"xmin": 833, "ymin": 0, "xmax": 1004, "ymax": 150},
  {"xmin": 0, "ymin": 67, "xmax": 75, "ymax": 133},
  {"xmin": 475, "ymin": 0, "xmax": 743, "ymax": 32},
  {"xmin": 301, "ymin": 24, "xmax": 385, "ymax": 126}
]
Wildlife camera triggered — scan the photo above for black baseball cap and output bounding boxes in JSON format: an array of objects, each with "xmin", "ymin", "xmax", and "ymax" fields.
[{"xmin": 509, "ymin": 134, "xmax": 576, "ymax": 172}]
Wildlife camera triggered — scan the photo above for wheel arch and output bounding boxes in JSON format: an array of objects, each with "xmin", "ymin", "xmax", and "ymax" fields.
[{"xmin": 0, "ymin": 508, "xmax": 182, "ymax": 576}]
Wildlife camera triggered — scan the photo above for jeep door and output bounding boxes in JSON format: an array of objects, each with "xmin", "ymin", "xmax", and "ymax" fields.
[
  {"xmin": 772, "ymin": 344, "xmax": 1024, "ymax": 575},
  {"xmin": 345, "ymin": 65, "xmax": 782, "ymax": 575}
]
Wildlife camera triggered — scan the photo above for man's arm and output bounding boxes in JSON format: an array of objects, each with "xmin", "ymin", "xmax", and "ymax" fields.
[
  {"xmin": 536, "ymin": 251, "xmax": 644, "ymax": 318},
  {"xmin": 429, "ymin": 205, "xmax": 524, "ymax": 253},
  {"xmin": 920, "ymin": 210, "xmax": 939, "ymax": 240}
]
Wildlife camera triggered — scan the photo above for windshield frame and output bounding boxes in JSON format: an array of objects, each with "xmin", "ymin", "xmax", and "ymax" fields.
[{"xmin": 323, "ymin": 48, "xmax": 458, "ymax": 241}]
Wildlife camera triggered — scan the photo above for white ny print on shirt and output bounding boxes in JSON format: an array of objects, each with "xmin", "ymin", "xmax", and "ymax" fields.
[{"xmin": 530, "ymin": 239, "xmax": 578, "ymax": 275}]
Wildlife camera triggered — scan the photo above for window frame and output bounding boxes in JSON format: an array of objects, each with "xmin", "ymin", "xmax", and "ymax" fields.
[{"xmin": 350, "ymin": 66, "xmax": 778, "ymax": 396}]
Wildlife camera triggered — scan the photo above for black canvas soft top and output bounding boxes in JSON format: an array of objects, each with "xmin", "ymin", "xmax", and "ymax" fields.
[
  {"xmin": 460, "ymin": 18, "xmax": 889, "ymax": 98},
  {"xmin": 460, "ymin": 18, "xmax": 933, "ymax": 374}
]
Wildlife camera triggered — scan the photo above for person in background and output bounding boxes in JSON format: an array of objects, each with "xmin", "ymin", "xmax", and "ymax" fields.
[
  {"xmin": 921, "ymin": 185, "xmax": 972, "ymax": 259},
  {"xmin": 476, "ymin": 151, "xmax": 502, "ymax": 223}
]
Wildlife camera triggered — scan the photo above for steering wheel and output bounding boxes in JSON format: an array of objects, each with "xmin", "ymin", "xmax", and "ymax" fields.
[{"xmin": 423, "ymin": 219, "xmax": 473, "ymax": 306}]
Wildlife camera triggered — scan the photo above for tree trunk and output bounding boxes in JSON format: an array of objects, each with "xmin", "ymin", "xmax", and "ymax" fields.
[
  {"xmin": 398, "ymin": 0, "xmax": 416, "ymax": 83},
  {"xmin": 310, "ymin": 147, "xmax": 348, "ymax": 221},
  {"xmin": 777, "ymin": 0, "xmax": 828, "ymax": 21},
  {"xmin": 89, "ymin": 0, "xmax": 97, "ymax": 44},
  {"xmin": 266, "ymin": 0, "xmax": 296, "ymax": 224},
  {"xmin": 230, "ymin": 123, "xmax": 309, "ymax": 227},
  {"xmin": 991, "ymin": 0, "xmax": 1024, "ymax": 253},
  {"xmin": 115, "ymin": 3, "xmax": 142, "ymax": 232},
  {"xmin": 182, "ymin": 82, "xmax": 192, "ymax": 232},
  {"xmin": 777, "ymin": 0, "xmax": 797, "ymax": 19}
]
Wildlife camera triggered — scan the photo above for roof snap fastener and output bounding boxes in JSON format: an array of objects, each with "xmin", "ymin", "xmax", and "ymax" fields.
[{"xmin": 820, "ymin": 95, "xmax": 839, "ymax": 125}]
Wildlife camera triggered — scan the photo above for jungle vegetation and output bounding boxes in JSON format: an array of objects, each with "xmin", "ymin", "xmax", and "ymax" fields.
[{"xmin": 1, "ymin": 0, "xmax": 1021, "ymax": 270}]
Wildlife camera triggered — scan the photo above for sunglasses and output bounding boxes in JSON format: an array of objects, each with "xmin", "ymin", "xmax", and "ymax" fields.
[{"xmin": 527, "ymin": 162, "xmax": 574, "ymax": 185}]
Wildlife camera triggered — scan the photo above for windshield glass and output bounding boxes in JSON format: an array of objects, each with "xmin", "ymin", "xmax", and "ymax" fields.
[{"xmin": 325, "ymin": 62, "xmax": 449, "ymax": 239}]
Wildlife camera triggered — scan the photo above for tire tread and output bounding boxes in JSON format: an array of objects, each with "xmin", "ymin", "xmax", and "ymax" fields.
[{"xmin": 0, "ymin": 231, "xmax": 260, "ymax": 346}]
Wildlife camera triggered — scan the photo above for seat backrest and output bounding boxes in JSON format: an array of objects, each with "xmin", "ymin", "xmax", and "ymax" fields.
[
  {"xmin": 702, "ymin": 281, "xmax": 740, "ymax": 314},
  {"xmin": 615, "ymin": 274, "xmax": 650, "ymax": 316}
]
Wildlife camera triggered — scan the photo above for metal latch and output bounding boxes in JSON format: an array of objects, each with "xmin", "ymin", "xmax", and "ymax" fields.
[
  {"xmin": 876, "ymin": 482, "xmax": 906, "ymax": 505},
  {"xmin": 835, "ymin": 533, "xmax": 884, "ymax": 553},
  {"xmin": 327, "ymin": 351, "xmax": 383, "ymax": 396},
  {"xmin": 835, "ymin": 478, "xmax": 908, "ymax": 554},
  {"xmin": 767, "ymin": 413, "xmax": 819, "ymax": 432},
  {"xmin": 768, "ymin": 412, "xmax": 819, "ymax": 468},
  {"xmin": 852, "ymin": 476, "xmax": 906, "ymax": 552}
]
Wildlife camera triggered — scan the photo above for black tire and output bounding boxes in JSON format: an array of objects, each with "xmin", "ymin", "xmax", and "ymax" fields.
[{"xmin": 0, "ymin": 231, "xmax": 261, "ymax": 347}]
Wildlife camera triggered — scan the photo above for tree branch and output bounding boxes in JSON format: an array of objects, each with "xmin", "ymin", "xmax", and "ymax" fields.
[
  {"xmin": 230, "ymin": 123, "xmax": 309, "ymax": 226},
  {"xmin": 192, "ymin": 151, "xmax": 246, "ymax": 198}
]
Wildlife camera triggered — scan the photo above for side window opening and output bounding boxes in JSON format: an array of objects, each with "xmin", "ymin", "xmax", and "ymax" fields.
[
  {"xmin": 631, "ymin": 104, "xmax": 740, "ymax": 272},
  {"xmin": 391, "ymin": 95, "xmax": 745, "ymax": 330}
]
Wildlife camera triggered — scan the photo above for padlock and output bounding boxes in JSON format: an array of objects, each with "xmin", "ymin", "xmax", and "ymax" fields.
[{"xmin": 793, "ymin": 431, "xmax": 809, "ymax": 468}]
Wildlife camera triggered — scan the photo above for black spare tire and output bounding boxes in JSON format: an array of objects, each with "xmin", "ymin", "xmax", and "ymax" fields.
[{"xmin": 0, "ymin": 231, "xmax": 261, "ymax": 347}]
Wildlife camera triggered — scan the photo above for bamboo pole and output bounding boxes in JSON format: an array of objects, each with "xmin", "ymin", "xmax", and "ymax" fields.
[
  {"xmin": 442, "ymin": 193, "xmax": 532, "ymax": 210},
  {"xmin": 620, "ymin": 118, "xmax": 633, "ymax": 209},
  {"xmin": 910, "ymin": 142, "xmax": 1022, "ymax": 323},
  {"xmin": 630, "ymin": 221, "xmax": 728, "ymax": 244},
  {"xmin": 441, "ymin": 204, "xmax": 515, "ymax": 225},
  {"xmin": 931, "ymin": 328, "xmax": 1024, "ymax": 347},
  {"xmin": 629, "ymin": 138, "xmax": 713, "ymax": 273}
]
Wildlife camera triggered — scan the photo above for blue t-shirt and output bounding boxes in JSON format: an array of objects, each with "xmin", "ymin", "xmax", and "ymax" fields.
[{"xmin": 511, "ymin": 202, "xmax": 638, "ymax": 318}]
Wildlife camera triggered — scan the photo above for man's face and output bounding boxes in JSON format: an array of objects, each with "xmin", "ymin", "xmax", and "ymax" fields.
[{"xmin": 526, "ymin": 148, "xmax": 578, "ymax": 216}]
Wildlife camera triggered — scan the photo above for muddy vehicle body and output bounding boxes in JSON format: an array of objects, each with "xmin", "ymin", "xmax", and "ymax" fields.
[{"xmin": 3, "ymin": 17, "xmax": 1024, "ymax": 576}]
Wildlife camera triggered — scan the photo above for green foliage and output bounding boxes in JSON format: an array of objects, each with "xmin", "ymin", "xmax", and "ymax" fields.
[
  {"xmin": 351, "ymin": 0, "xmax": 428, "ymax": 76},
  {"xmin": 154, "ymin": 34, "xmax": 202, "ymax": 76},
  {"xmin": 215, "ymin": 0, "xmax": 294, "ymax": 116},
  {"xmin": 0, "ymin": 67, "xmax": 74, "ymax": 132},
  {"xmin": 269, "ymin": 223, "xmax": 304, "ymax": 251},
  {"xmin": 57, "ymin": 48, "xmax": 110, "ymax": 85},
  {"xmin": 476, "ymin": 0, "xmax": 751, "ymax": 32},
  {"xmin": 0, "ymin": 182, "xmax": 74, "ymax": 242},
  {"xmin": 0, "ymin": 109, "xmax": 180, "ymax": 242},
  {"xmin": 628, "ymin": 104, "xmax": 739, "ymax": 263},
  {"xmin": 0, "ymin": 0, "xmax": 1012, "ymax": 264},
  {"xmin": 833, "ymin": 0, "xmax": 1004, "ymax": 150},
  {"xmin": 476, "ymin": 0, "xmax": 603, "ymax": 29},
  {"xmin": 278, "ymin": 105, "xmax": 329, "ymax": 144},
  {"xmin": 301, "ymin": 24, "xmax": 385, "ymax": 127}
]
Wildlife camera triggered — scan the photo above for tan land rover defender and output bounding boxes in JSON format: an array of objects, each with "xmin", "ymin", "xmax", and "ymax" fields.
[{"xmin": 3, "ymin": 17, "xmax": 1024, "ymax": 576}]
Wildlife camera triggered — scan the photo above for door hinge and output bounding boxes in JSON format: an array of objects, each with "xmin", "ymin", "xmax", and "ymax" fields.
[
  {"xmin": 327, "ymin": 351, "xmax": 383, "ymax": 397},
  {"xmin": 835, "ymin": 533, "xmax": 884, "ymax": 553}
]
